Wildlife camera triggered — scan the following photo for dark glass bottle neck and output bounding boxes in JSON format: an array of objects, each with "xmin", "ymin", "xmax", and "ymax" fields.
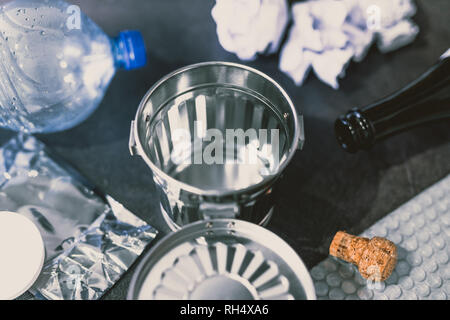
[
  {"xmin": 336, "ymin": 56, "xmax": 450, "ymax": 153},
  {"xmin": 335, "ymin": 109, "xmax": 375, "ymax": 153}
]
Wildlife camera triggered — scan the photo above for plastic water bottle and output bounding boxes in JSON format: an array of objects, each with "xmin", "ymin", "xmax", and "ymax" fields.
[{"xmin": 0, "ymin": 0, "xmax": 146, "ymax": 133}]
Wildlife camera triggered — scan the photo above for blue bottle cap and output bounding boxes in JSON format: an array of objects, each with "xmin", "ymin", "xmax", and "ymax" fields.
[{"xmin": 115, "ymin": 30, "xmax": 147, "ymax": 70}]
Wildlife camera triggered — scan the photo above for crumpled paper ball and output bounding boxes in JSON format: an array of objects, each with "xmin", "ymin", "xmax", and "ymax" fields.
[
  {"xmin": 279, "ymin": 0, "xmax": 419, "ymax": 89},
  {"xmin": 211, "ymin": 0, "xmax": 289, "ymax": 61}
]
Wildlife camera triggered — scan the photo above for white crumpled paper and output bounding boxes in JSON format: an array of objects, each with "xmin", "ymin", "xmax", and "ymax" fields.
[
  {"xmin": 279, "ymin": 0, "xmax": 419, "ymax": 89},
  {"xmin": 211, "ymin": 0, "xmax": 289, "ymax": 61}
]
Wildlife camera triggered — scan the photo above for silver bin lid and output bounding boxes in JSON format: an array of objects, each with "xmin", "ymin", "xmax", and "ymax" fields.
[{"xmin": 128, "ymin": 219, "xmax": 316, "ymax": 300}]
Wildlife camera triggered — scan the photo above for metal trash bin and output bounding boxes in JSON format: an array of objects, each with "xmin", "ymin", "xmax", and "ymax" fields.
[{"xmin": 129, "ymin": 62, "xmax": 304, "ymax": 231}]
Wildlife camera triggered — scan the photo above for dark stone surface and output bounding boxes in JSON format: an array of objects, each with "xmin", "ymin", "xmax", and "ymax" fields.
[{"xmin": 1, "ymin": 0, "xmax": 449, "ymax": 300}]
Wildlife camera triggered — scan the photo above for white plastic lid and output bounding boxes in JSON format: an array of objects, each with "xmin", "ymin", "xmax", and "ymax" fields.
[{"xmin": 0, "ymin": 211, "xmax": 45, "ymax": 300}]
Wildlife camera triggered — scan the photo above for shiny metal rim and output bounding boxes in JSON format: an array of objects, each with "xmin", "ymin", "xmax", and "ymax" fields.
[{"xmin": 132, "ymin": 61, "xmax": 301, "ymax": 197}]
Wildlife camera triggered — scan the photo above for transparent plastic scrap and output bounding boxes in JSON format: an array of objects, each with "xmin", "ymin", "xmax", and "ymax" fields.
[{"xmin": 0, "ymin": 134, "xmax": 158, "ymax": 300}]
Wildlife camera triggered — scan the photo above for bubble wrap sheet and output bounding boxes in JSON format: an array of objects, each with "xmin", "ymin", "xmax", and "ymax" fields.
[
  {"xmin": 312, "ymin": 174, "xmax": 450, "ymax": 300},
  {"xmin": 0, "ymin": 134, "xmax": 158, "ymax": 300}
]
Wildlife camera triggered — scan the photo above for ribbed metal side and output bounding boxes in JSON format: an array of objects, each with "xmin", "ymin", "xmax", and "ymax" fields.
[
  {"xmin": 144, "ymin": 86, "xmax": 288, "ymax": 191},
  {"xmin": 152, "ymin": 242, "xmax": 294, "ymax": 300}
]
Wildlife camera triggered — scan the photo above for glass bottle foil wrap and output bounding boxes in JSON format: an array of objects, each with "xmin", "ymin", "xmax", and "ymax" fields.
[{"xmin": 0, "ymin": 134, "xmax": 158, "ymax": 300}]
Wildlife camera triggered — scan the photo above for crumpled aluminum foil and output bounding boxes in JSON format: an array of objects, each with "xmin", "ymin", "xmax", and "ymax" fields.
[{"xmin": 0, "ymin": 134, "xmax": 158, "ymax": 300}]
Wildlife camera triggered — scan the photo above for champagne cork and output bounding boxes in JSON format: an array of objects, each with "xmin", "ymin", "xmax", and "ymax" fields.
[{"xmin": 330, "ymin": 231, "xmax": 397, "ymax": 281}]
